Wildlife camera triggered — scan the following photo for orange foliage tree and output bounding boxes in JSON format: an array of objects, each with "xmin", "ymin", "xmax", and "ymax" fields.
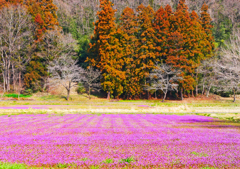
[
  {"xmin": 166, "ymin": 0, "xmax": 195, "ymax": 98},
  {"xmin": 153, "ymin": 5, "xmax": 172, "ymax": 62},
  {"xmin": 136, "ymin": 5, "xmax": 156, "ymax": 78},
  {"xmin": 87, "ymin": 0, "xmax": 125, "ymax": 99},
  {"xmin": 135, "ymin": 4, "xmax": 156, "ymax": 99},
  {"xmin": 119, "ymin": 7, "xmax": 141, "ymax": 99},
  {"xmin": 26, "ymin": 0, "xmax": 59, "ymax": 41},
  {"xmin": 165, "ymin": 0, "xmax": 214, "ymax": 98},
  {"xmin": 200, "ymin": 2, "xmax": 215, "ymax": 58},
  {"xmin": 189, "ymin": 10, "xmax": 213, "ymax": 95},
  {"xmin": 24, "ymin": 0, "xmax": 59, "ymax": 90}
]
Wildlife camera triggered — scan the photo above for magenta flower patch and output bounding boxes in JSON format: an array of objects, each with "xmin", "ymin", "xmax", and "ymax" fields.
[{"xmin": 0, "ymin": 114, "xmax": 239, "ymax": 168}]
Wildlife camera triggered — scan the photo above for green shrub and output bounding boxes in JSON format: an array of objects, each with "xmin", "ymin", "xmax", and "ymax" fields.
[{"xmin": 3, "ymin": 94, "xmax": 32, "ymax": 98}]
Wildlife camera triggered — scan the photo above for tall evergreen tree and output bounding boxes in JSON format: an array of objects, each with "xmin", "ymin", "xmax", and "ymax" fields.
[
  {"xmin": 119, "ymin": 7, "xmax": 140, "ymax": 99},
  {"xmin": 87, "ymin": 0, "xmax": 125, "ymax": 99},
  {"xmin": 153, "ymin": 5, "xmax": 172, "ymax": 62},
  {"xmin": 166, "ymin": 0, "xmax": 195, "ymax": 98},
  {"xmin": 135, "ymin": 4, "xmax": 156, "ymax": 98},
  {"xmin": 200, "ymin": 2, "xmax": 215, "ymax": 58},
  {"xmin": 136, "ymin": 4, "xmax": 156, "ymax": 75}
]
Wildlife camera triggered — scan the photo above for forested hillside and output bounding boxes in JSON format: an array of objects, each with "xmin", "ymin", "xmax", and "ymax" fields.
[
  {"xmin": 0, "ymin": 0, "xmax": 240, "ymax": 101},
  {"xmin": 55, "ymin": 0, "xmax": 240, "ymax": 49}
]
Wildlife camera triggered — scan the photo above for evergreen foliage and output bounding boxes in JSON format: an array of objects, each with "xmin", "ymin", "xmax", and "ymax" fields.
[{"xmin": 1, "ymin": 0, "xmax": 236, "ymax": 100}]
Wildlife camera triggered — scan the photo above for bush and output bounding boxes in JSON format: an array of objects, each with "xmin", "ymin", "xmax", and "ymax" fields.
[
  {"xmin": 76, "ymin": 83, "xmax": 86, "ymax": 94},
  {"xmin": 3, "ymin": 93, "xmax": 32, "ymax": 98}
]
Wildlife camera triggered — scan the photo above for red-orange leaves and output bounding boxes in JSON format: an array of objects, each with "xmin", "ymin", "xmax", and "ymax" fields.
[
  {"xmin": 136, "ymin": 4, "xmax": 156, "ymax": 77},
  {"xmin": 87, "ymin": 0, "xmax": 125, "ymax": 97},
  {"xmin": 166, "ymin": 0, "xmax": 197, "ymax": 92},
  {"xmin": 153, "ymin": 5, "xmax": 172, "ymax": 61},
  {"xmin": 86, "ymin": 0, "xmax": 215, "ymax": 99},
  {"xmin": 200, "ymin": 2, "xmax": 215, "ymax": 58},
  {"xmin": 26, "ymin": 0, "xmax": 59, "ymax": 41}
]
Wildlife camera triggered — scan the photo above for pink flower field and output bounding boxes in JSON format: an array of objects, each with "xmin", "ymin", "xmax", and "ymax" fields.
[{"xmin": 0, "ymin": 114, "xmax": 239, "ymax": 168}]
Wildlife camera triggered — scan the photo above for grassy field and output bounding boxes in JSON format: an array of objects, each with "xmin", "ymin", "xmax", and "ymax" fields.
[{"xmin": 0, "ymin": 94, "xmax": 239, "ymax": 118}]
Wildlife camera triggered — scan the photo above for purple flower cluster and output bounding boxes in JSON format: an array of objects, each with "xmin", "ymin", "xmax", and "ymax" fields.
[{"xmin": 0, "ymin": 114, "xmax": 239, "ymax": 168}]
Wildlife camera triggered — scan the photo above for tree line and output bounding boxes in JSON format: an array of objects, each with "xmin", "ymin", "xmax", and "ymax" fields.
[
  {"xmin": 0, "ymin": 0, "xmax": 239, "ymax": 101},
  {"xmin": 87, "ymin": 0, "xmax": 214, "ymax": 99}
]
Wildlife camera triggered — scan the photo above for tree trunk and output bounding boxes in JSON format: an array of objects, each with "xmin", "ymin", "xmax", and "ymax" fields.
[
  {"xmin": 18, "ymin": 71, "xmax": 21, "ymax": 99},
  {"xmin": 1, "ymin": 70, "xmax": 5, "ymax": 99},
  {"xmin": 192, "ymin": 90, "xmax": 194, "ymax": 97},
  {"xmin": 155, "ymin": 91, "xmax": 157, "ymax": 99},
  {"xmin": 12, "ymin": 65, "xmax": 16, "ymax": 91},
  {"xmin": 67, "ymin": 90, "xmax": 70, "ymax": 101},
  {"xmin": 233, "ymin": 90, "xmax": 236, "ymax": 103},
  {"xmin": 202, "ymin": 86, "xmax": 205, "ymax": 95},
  {"xmin": 107, "ymin": 91, "xmax": 110, "ymax": 100},
  {"xmin": 195, "ymin": 72, "xmax": 198, "ymax": 96},
  {"xmin": 2, "ymin": 70, "xmax": 5, "ymax": 93},
  {"xmin": 206, "ymin": 88, "xmax": 210, "ymax": 97},
  {"xmin": 181, "ymin": 88, "xmax": 183, "ymax": 100},
  {"xmin": 7, "ymin": 63, "xmax": 10, "ymax": 92},
  {"xmin": 196, "ymin": 86, "xmax": 198, "ymax": 96},
  {"xmin": 88, "ymin": 86, "xmax": 91, "ymax": 100},
  {"xmin": 162, "ymin": 92, "xmax": 167, "ymax": 102}
]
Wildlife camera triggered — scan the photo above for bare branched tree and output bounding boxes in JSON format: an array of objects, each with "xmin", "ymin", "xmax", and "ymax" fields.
[
  {"xmin": 218, "ymin": 29, "xmax": 240, "ymax": 102},
  {"xmin": 38, "ymin": 29, "xmax": 77, "ymax": 91},
  {"xmin": 147, "ymin": 63, "xmax": 182, "ymax": 102},
  {"xmin": 39, "ymin": 29, "xmax": 76, "ymax": 61},
  {"xmin": 48, "ymin": 54, "xmax": 84, "ymax": 101},
  {"xmin": 198, "ymin": 58, "xmax": 218, "ymax": 97},
  {"xmin": 82, "ymin": 67, "xmax": 101, "ymax": 99},
  {"xmin": 0, "ymin": 5, "xmax": 34, "ymax": 93}
]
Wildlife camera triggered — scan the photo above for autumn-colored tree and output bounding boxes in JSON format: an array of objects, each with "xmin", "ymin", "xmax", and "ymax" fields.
[
  {"xmin": 166, "ymin": 0, "xmax": 191, "ymax": 69},
  {"xmin": 87, "ymin": 0, "xmax": 125, "ymax": 99},
  {"xmin": 26, "ymin": 0, "xmax": 59, "ymax": 41},
  {"xmin": 24, "ymin": 0, "xmax": 59, "ymax": 90},
  {"xmin": 136, "ymin": 4, "xmax": 156, "ymax": 77},
  {"xmin": 0, "ymin": 0, "xmax": 58, "ymax": 40},
  {"xmin": 119, "ymin": 7, "xmax": 141, "ymax": 99},
  {"xmin": 200, "ymin": 2, "xmax": 215, "ymax": 58},
  {"xmin": 166, "ymin": 0, "xmax": 196, "ymax": 98},
  {"xmin": 134, "ymin": 4, "xmax": 156, "ymax": 99},
  {"xmin": 189, "ymin": 10, "xmax": 214, "ymax": 95},
  {"xmin": 153, "ymin": 4, "xmax": 172, "ymax": 62},
  {"xmin": 0, "ymin": 0, "xmax": 22, "ymax": 8},
  {"xmin": 188, "ymin": 11, "xmax": 206, "ymax": 67}
]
